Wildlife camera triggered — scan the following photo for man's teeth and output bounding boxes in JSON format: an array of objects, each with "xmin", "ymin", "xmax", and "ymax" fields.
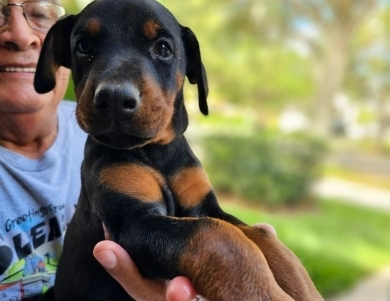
[{"xmin": 3, "ymin": 67, "xmax": 36, "ymax": 72}]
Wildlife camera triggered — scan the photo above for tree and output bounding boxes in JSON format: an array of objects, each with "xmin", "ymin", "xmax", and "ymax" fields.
[
  {"xmin": 162, "ymin": 0, "xmax": 314, "ymax": 114},
  {"xmin": 286, "ymin": 0, "xmax": 378, "ymax": 136},
  {"xmin": 346, "ymin": 3, "xmax": 390, "ymax": 149}
]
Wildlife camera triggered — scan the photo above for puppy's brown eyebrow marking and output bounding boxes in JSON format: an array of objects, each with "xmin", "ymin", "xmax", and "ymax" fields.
[
  {"xmin": 86, "ymin": 18, "xmax": 101, "ymax": 36},
  {"xmin": 144, "ymin": 20, "xmax": 161, "ymax": 39}
]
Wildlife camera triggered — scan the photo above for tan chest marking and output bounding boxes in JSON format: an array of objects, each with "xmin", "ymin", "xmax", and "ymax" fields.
[
  {"xmin": 169, "ymin": 167, "xmax": 212, "ymax": 208},
  {"xmin": 99, "ymin": 164, "xmax": 165, "ymax": 202}
]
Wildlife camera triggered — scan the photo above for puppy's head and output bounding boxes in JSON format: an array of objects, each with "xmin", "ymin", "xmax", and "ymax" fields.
[{"xmin": 34, "ymin": 0, "xmax": 208, "ymax": 149}]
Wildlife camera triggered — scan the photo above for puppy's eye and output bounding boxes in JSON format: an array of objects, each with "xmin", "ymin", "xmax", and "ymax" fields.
[
  {"xmin": 76, "ymin": 40, "xmax": 93, "ymax": 55},
  {"xmin": 153, "ymin": 41, "xmax": 172, "ymax": 57}
]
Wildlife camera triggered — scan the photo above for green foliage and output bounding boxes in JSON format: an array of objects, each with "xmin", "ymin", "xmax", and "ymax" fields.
[
  {"xmin": 202, "ymin": 130, "xmax": 327, "ymax": 206},
  {"xmin": 64, "ymin": 73, "xmax": 76, "ymax": 101},
  {"xmin": 221, "ymin": 200, "xmax": 390, "ymax": 297},
  {"xmin": 160, "ymin": 0, "xmax": 315, "ymax": 110}
]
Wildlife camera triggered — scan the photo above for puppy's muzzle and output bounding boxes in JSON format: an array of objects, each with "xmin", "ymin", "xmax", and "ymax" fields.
[{"xmin": 94, "ymin": 82, "xmax": 140, "ymax": 121}]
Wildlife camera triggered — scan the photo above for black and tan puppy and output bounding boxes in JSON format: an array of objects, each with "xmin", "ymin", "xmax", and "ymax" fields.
[{"xmin": 34, "ymin": 0, "xmax": 323, "ymax": 300}]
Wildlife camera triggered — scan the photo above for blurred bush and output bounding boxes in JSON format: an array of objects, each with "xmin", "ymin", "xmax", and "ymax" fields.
[{"xmin": 202, "ymin": 130, "xmax": 327, "ymax": 206}]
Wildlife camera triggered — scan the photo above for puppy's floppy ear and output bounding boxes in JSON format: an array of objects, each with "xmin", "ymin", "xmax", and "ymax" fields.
[
  {"xmin": 34, "ymin": 15, "xmax": 76, "ymax": 94},
  {"xmin": 181, "ymin": 26, "xmax": 209, "ymax": 115}
]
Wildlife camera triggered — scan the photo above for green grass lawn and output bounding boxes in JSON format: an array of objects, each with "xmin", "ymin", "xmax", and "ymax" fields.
[{"xmin": 221, "ymin": 198, "xmax": 390, "ymax": 298}]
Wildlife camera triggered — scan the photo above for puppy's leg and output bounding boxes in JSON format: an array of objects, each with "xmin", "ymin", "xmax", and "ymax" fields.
[
  {"xmin": 238, "ymin": 225, "xmax": 324, "ymax": 301},
  {"xmin": 104, "ymin": 207, "xmax": 293, "ymax": 301},
  {"xmin": 204, "ymin": 207, "xmax": 323, "ymax": 300}
]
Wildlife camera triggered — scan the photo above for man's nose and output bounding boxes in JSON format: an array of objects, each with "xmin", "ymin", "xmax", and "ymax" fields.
[{"xmin": 0, "ymin": 6, "xmax": 40, "ymax": 50}]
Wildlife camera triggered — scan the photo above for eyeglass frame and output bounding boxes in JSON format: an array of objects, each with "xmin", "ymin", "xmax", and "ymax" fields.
[{"xmin": 0, "ymin": 0, "xmax": 66, "ymax": 32}]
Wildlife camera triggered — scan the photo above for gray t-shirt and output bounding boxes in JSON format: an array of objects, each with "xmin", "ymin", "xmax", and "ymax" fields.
[{"xmin": 0, "ymin": 101, "xmax": 86, "ymax": 300}]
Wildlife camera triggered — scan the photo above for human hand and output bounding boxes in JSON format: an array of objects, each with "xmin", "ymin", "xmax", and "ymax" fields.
[
  {"xmin": 254, "ymin": 223, "xmax": 277, "ymax": 236},
  {"xmin": 93, "ymin": 240, "xmax": 200, "ymax": 301},
  {"xmin": 93, "ymin": 223, "xmax": 277, "ymax": 301}
]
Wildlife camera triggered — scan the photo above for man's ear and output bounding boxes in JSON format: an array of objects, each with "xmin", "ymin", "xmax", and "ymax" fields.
[
  {"xmin": 34, "ymin": 15, "xmax": 76, "ymax": 94},
  {"xmin": 181, "ymin": 26, "xmax": 209, "ymax": 115}
]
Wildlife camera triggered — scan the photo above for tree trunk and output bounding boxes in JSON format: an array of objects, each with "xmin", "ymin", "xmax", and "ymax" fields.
[
  {"xmin": 313, "ymin": 26, "xmax": 350, "ymax": 136},
  {"xmin": 376, "ymin": 95, "xmax": 390, "ymax": 152}
]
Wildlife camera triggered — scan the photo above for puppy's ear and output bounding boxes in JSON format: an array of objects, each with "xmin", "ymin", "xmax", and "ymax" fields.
[
  {"xmin": 181, "ymin": 26, "xmax": 209, "ymax": 115},
  {"xmin": 34, "ymin": 15, "xmax": 76, "ymax": 94}
]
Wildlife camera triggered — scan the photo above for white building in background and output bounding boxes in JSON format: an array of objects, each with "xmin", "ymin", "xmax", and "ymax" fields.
[
  {"xmin": 333, "ymin": 93, "xmax": 379, "ymax": 140},
  {"xmin": 278, "ymin": 94, "xmax": 388, "ymax": 140},
  {"xmin": 278, "ymin": 106, "xmax": 309, "ymax": 133}
]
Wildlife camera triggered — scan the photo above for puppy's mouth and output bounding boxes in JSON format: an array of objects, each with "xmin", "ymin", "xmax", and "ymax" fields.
[
  {"xmin": 86, "ymin": 120, "xmax": 160, "ymax": 149},
  {"xmin": 77, "ymin": 104, "xmax": 165, "ymax": 149},
  {"xmin": 92, "ymin": 132, "xmax": 152, "ymax": 150}
]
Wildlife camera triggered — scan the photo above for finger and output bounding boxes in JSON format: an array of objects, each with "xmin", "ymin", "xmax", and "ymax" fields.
[
  {"xmin": 166, "ymin": 276, "xmax": 198, "ymax": 301},
  {"xmin": 93, "ymin": 240, "xmax": 166, "ymax": 301},
  {"xmin": 253, "ymin": 223, "xmax": 277, "ymax": 237}
]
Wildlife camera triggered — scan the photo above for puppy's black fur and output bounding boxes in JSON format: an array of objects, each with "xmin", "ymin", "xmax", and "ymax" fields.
[{"xmin": 34, "ymin": 0, "xmax": 323, "ymax": 300}]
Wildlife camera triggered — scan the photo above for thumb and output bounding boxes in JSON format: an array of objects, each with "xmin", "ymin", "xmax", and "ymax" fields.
[{"xmin": 93, "ymin": 240, "xmax": 166, "ymax": 301}]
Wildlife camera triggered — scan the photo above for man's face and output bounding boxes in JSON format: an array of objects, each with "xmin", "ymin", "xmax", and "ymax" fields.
[{"xmin": 0, "ymin": 0, "xmax": 69, "ymax": 114}]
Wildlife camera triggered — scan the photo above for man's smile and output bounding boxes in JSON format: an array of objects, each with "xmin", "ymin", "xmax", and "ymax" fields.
[{"xmin": 0, "ymin": 67, "xmax": 36, "ymax": 72}]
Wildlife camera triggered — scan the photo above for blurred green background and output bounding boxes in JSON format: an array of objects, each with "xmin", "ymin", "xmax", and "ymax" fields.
[{"xmin": 60, "ymin": 0, "xmax": 390, "ymax": 299}]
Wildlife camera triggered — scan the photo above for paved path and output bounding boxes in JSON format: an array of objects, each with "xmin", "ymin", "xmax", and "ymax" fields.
[
  {"xmin": 313, "ymin": 177, "xmax": 390, "ymax": 301},
  {"xmin": 326, "ymin": 266, "xmax": 390, "ymax": 301},
  {"xmin": 313, "ymin": 177, "xmax": 390, "ymax": 212},
  {"xmin": 327, "ymin": 151, "xmax": 390, "ymax": 179}
]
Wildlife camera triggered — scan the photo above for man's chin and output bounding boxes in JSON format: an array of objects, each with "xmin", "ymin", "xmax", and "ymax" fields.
[{"xmin": 0, "ymin": 93, "xmax": 49, "ymax": 114}]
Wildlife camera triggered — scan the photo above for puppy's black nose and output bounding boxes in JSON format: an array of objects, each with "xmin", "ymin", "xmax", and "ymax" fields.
[{"xmin": 94, "ymin": 82, "xmax": 140, "ymax": 120}]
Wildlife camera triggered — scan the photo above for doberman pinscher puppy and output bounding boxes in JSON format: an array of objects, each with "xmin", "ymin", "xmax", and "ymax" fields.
[{"xmin": 34, "ymin": 0, "xmax": 323, "ymax": 300}]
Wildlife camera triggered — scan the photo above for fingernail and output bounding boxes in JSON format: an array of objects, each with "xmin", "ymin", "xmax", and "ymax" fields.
[
  {"xmin": 255, "ymin": 223, "xmax": 277, "ymax": 237},
  {"xmin": 94, "ymin": 250, "xmax": 117, "ymax": 269},
  {"xmin": 191, "ymin": 296, "xmax": 207, "ymax": 301}
]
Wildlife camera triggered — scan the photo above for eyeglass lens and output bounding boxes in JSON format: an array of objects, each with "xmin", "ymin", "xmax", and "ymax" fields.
[{"xmin": 0, "ymin": 1, "xmax": 65, "ymax": 31}]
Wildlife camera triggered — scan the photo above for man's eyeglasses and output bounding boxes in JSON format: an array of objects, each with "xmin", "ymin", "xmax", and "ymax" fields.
[{"xmin": 0, "ymin": 1, "xmax": 65, "ymax": 32}]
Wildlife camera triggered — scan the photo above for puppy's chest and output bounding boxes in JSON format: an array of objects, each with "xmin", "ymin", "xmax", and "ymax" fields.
[
  {"xmin": 97, "ymin": 160, "xmax": 211, "ymax": 212},
  {"xmin": 88, "ymin": 141, "xmax": 212, "ymax": 215}
]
